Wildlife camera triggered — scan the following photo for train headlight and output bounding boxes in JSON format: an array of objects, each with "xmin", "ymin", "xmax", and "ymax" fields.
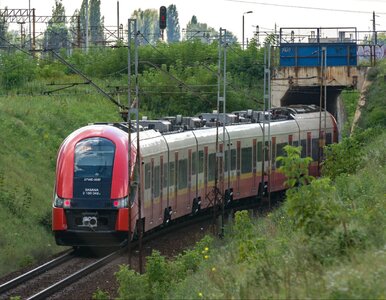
[
  {"xmin": 113, "ymin": 197, "xmax": 128, "ymax": 208},
  {"xmin": 54, "ymin": 194, "xmax": 71, "ymax": 208}
]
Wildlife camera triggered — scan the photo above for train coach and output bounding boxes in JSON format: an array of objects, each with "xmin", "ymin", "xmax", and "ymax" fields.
[{"xmin": 52, "ymin": 105, "xmax": 338, "ymax": 247}]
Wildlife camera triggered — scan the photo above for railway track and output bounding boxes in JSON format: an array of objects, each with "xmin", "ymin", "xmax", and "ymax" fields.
[
  {"xmin": 0, "ymin": 197, "xmax": 276, "ymax": 299},
  {"xmin": 0, "ymin": 248, "xmax": 124, "ymax": 300}
]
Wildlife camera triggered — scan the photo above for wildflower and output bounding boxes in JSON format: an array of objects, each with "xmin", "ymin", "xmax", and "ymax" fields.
[
  {"xmin": 211, "ymin": 267, "xmax": 216, "ymax": 272},
  {"xmin": 204, "ymin": 247, "xmax": 209, "ymax": 252},
  {"xmin": 198, "ymin": 292, "xmax": 203, "ymax": 297},
  {"xmin": 204, "ymin": 255, "xmax": 209, "ymax": 259}
]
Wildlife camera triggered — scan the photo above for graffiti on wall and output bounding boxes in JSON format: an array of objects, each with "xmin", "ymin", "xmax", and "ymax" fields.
[{"xmin": 357, "ymin": 44, "xmax": 385, "ymax": 62}]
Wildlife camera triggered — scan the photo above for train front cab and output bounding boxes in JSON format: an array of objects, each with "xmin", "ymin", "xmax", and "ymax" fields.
[{"xmin": 52, "ymin": 126, "xmax": 133, "ymax": 247}]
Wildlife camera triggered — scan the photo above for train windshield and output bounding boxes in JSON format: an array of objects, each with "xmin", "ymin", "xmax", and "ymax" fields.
[{"xmin": 74, "ymin": 137, "xmax": 115, "ymax": 179}]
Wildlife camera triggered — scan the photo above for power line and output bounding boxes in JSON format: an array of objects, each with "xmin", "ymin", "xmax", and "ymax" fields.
[{"xmin": 224, "ymin": 0, "xmax": 386, "ymax": 15}]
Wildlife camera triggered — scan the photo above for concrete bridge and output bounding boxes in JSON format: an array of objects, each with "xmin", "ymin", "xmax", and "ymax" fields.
[{"xmin": 271, "ymin": 27, "xmax": 372, "ymax": 133}]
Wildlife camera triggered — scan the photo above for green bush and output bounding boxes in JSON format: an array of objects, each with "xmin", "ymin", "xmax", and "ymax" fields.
[
  {"xmin": 0, "ymin": 52, "xmax": 37, "ymax": 90},
  {"xmin": 366, "ymin": 67, "xmax": 379, "ymax": 81},
  {"xmin": 92, "ymin": 289, "xmax": 110, "ymax": 300},
  {"xmin": 322, "ymin": 128, "xmax": 379, "ymax": 180},
  {"xmin": 115, "ymin": 266, "xmax": 149, "ymax": 300},
  {"xmin": 277, "ymin": 145, "xmax": 314, "ymax": 188},
  {"xmin": 284, "ymin": 178, "xmax": 340, "ymax": 237}
]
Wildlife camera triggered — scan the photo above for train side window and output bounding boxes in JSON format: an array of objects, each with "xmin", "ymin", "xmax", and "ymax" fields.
[
  {"xmin": 192, "ymin": 152, "xmax": 197, "ymax": 175},
  {"xmin": 154, "ymin": 165, "xmax": 160, "ymax": 197},
  {"xmin": 198, "ymin": 150, "xmax": 204, "ymax": 173},
  {"xmin": 163, "ymin": 163, "xmax": 168, "ymax": 188},
  {"xmin": 312, "ymin": 138, "xmax": 319, "ymax": 161},
  {"xmin": 300, "ymin": 140, "xmax": 307, "ymax": 157},
  {"xmin": 169, "ymin": 162, "xmax": 175, "ymax": 187},
  {"xmin": 326, "ymin": 133, "xmax": 332, "ymax": 145},
  {"xmin": 208, "ymin": 153, "xmax": 216, "ymax": 181},
  {"xmin": 145, "ymin": 163, "xmax": 151, "ymax": 190},
  {"xmin": 257, "ymin": 141, "xmax": 262, "ymax": 162},
  {"xmin": 178, "ymin": 159, "xmax": 188, "ymax": 189},
  {"xmin": 231, "ymin": 149, "xmax": 236, "ymax": 170},
  {"xmin": 241, "ymin": 147, "xmax": 252, "ymax": 173}
]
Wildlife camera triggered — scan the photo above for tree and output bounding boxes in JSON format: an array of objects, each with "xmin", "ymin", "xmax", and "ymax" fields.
[
  {"xmin": 184, "ymin": 16, "xmax": 216, "ymax": 44},
  {"xmin": 79, "ymin": 0, "xmax": 88, "ymax": 48},
  {"xmin": 166, "ymin": 4, "xmax": 181, "ymax": 43},
  {"xmin": 89, "ymin": 0, "xmax": 104, "ymax": 46},
  {"xmin": 69, "ymin": 9, "xmax": 81, "ymax": 48},
  {"xmin": 131, "ymin": 8, "xmax": 159, "ymax": 45},
  {"xmin": 43, "ymin": 0, "xmax": 69, "ymax": 51},
  {"xmin": 0, "ymin": 18, "xmax": 8, "ymax": 49}
]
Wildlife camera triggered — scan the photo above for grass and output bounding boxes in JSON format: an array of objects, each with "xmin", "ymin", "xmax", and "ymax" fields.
[
  {"xmin": 139, "ymin": 132, "xmax": 384, "ymax": 300},
  {"xmin": 356, "ymin": 61, "xmax": 386, "ymax": 130},
  {"xmin": 113, "ymin": 62, "xmax": 386, "ymax": 299},
  {"xmin": 112, "ymin": 135, "xmax": 386, "ymax": 299},
  {"xmin": 0, "ymin": 90, "xmax": 121, "ymax": 276}
]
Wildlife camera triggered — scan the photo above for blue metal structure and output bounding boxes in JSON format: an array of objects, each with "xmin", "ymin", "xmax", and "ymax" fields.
[{"xmin": 279, "ymin": 27, "xmax": 358, "ymax": 67}]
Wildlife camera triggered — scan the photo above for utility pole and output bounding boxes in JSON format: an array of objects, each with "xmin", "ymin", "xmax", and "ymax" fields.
[
  {"xmin": 261, "ymin": 43, "xmax": 271, "ymax": 207},
  {"xmin": 215, "ymin": 27, "xmax": 227, "ymax": 238},
  {"xmin": 117, "ymin": 1, "xmax": 120, "ymax": 41},
  {"xmin": 371, "ymin": 11, "xmax": 379, "ymax": 66},
  {"xmin": 85, "ymin": 0, "xmax": 89, "ymax": 53},
  {"xmin": 28, "ymin": 0, "xmax": 31, "ymax": 50},
  {"xmin": 127, "ymin": 18, "xmax": 142, "ymax": 273}
]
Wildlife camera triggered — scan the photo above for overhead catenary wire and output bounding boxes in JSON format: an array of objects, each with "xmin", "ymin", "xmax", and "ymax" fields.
[{"xmin": 224, "ymin": 0, "xmax": 386, "ymax": 15}]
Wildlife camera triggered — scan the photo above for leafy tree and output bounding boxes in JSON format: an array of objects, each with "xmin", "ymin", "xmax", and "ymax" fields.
[
  {"xmin": 277, "ymin": 145, "xmax": 314, "ymax": 188},
  {"xmin": 79, "ymin": 0, "xmax": 88, "ymax": 48},
  {"xmin": 184, "ymin": 15, "xmax": 216, "ymax": 43},
  {"xmin": 43, "ymin": 0, "xmax": 69, "ymax": 51},
  {"xmin": 131, "ymin": 8, "xmax": 159, "ymax": 45},
  {"xmin": 89, "ymin": 0, "xmax": 104, "ymax": 46},
  {"xmin": 166, "ymin": 4, "xmax": 181, "ymax": 43},
  {"xmin": 285, "ymin": 177, "xmax": 340, "ymax": 237},
  {"xmin": 322, "ymin": 128, "xmax": 380, "ymax": 180},
  {"xmin": 69, "ymin": 9, "xmax": 81, "ymax": 48},
  {"xmin": 0, "ymin": 8, "xmax": 9, "ymax": 49},
  {"xmin": 0, "ymin": 52, "xmax": 37, "ymax": 89}
]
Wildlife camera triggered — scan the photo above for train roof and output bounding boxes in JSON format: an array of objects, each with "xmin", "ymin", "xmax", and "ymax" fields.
[{"xmin": 92, "ymin": 105, "xmax": 328, "ymax": 136}]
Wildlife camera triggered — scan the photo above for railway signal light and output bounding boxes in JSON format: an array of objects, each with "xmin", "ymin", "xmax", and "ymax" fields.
[{"xmin": 159, "ymin": 6, "xmax": 167, "ymax": 29}]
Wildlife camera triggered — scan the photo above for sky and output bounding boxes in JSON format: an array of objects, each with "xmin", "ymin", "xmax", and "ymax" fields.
[{"xmin": 1, "ymin": 0, "xmax": 386, "ymax": 42}]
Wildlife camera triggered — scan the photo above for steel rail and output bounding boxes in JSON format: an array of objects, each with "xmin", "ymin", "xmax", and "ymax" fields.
[
  {"xmin": 27, "ymin": 248, "xmax": 124, "ymax": 300},
  {"xmin": 0, "ymin": 250, "xmax": 74, "ymax": 294}
]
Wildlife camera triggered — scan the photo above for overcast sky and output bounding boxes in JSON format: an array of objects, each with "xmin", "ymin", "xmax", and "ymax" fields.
[{"xmin": 1, "ymin": 0, "xmax": 386, "ymax": 41}]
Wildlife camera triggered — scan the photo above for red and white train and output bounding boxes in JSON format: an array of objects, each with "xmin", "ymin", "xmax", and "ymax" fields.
[{"xmin": 52, "ymin": 105, "xmax": 338, "ymax": 246}]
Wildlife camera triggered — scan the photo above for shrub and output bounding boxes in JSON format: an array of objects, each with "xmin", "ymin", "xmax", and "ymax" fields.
[
  {"xmin": 92, "ymin": 289, "xmax": 110, "ymax": 300},
  {"xmin": 284, "ymin": 178, "xmax": 340, "ymax": 237},
  {"xmin": 115, "ymin": 265, "xmax": 149, "ymax": 300},
  {"xmin": 366, "ymin": 67, "xmax": 379, "ymax": 81},
  {"xmin": 0, "ymin": 52, "xmax": 37, "ymax": 89},
  {"xmin": 322, "ymin": 128, "xmax": 380, "ymax": 180},
  {"xmin": 277, "ymin": 145, "xmax": 314, "ymax": 188}
]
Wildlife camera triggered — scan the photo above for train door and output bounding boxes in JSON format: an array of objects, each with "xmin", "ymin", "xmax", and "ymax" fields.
[
  {"xmin": 153, "ymin": 158, "xmax": 161, "ymax": 227},
  {"xmin": 252, "ymin": 139, "xmax": 257, "ymax": 193},
  {"xmin": 173, "ymin": 152, "xmax": 178, "ymax": 216},
  {"xmin": 159, "ymin": 155, "xmax": 164, "ymax": 224},
  {"xmin": 150, "ymin": 158, "xmax": 155, "ymax": 225},
  {"xmin": 236, "ymin": 141, "xmax": 241, "ymax": 196},
  {"xmin": 204, "ymin": 146, "xmax": 208, "ymax": 204},
  {"xmin": 219, "ymin": 144, "xmax": 224, "ymax": 195},
  {"xmin": 177, "ymin": 151, "xmax": 188, "ymax": 216},
  {"xmin": 187, "ymin": 149, "xmax": 192, "ymax": 212}
]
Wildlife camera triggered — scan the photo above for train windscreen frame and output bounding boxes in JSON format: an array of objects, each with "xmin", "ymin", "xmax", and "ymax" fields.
[{"xmin": 73, "ymin": 137, "xmax": 115, "ymax": 204}]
